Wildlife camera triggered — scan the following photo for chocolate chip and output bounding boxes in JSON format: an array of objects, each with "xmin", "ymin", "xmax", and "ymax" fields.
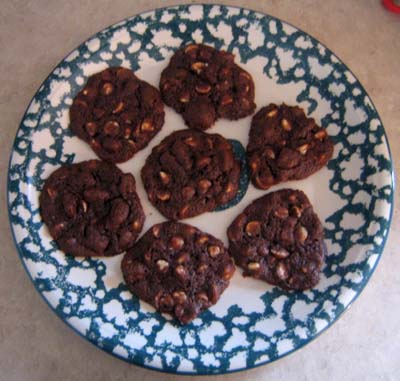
[
  {"xmin": 102, "ymin": 82, "xmax": 114, "ymax": 95},
  {"xmin": 184, "ymin": 44, "xmax": 198, "ymax": 55},
  {"xmin": 159, "ymin": 171, "xmax": 171, "ymax": 185},
  {"xmin": 184, "ymin": 136, "xmax": 197, "ymax": 147},
  {"xmin": 179, "ymin": 205, "xmax": 190, "ymax": 219},
  {"xmin": 290, "ymin": 206, "xmax": 302, "ymax": 217},
  {"xmin": 276, "ymin": 262, "xmax": 289, "ymax": 280},
  {"xmin": 81, "ymin": 200, "xmax": 88, "ymax": 213},
  {"xmin": 247, "ymin": 262, "xmax": 261, "ymax": 271},
  {"xmin": 131, "ymin": 220, "xmax": 142, "ymax": 231},
  {"xmin": 50, "ymin": 222, "xmax": 66, "ymax": 239},
  {"xmin": 295, "ymin": 225, "xmax": 308, "ymax": 243},
  {"xmin": 179, "ymin": 92, "xmax": 191, "ymax": 103},
  {"xmin": 271, "ymin": 247, "xmax": 290, "ymax": 259},
  {"xmin": 152, "ymin": 226, "xmax": 160, "ymax": 237},
  {"xmin": 196, "ymin": 157, "xmax": 211, "ymax": 169},
  {"xmin": 196, "ymin": 292, "xmax": 209, "ymax": 305},
  {"xmin": 195, "ymin": 83, "xmax": 212, "ymax": 94},
  {"xmin": 274, "ymin": 207, "xmax": 289, "ymax": 219},
  {"xmin": 197, "ymin": 263, "xmax": 208, "ymax": 273},
  {"xmin": 141, "ymin": 119, "xmax": 154, "ymax": 132},
  {"xmin": 176, "ymin": 252, "xmax": 190, "ymax": 264},
  {"xmin": 170, "ymin": 236, "xmax": 185, "ymax": 250},
  {"xmin": 207, "ymin": 245, "xmax": 221, "ymax": 257},
  {"xmin": 159, "ymin": 294, "xmax": 174, "ymax": 310},
  {"xmin": 208, "ymin": 284, "xmax": 220, "ymax": 304},
  {"xmin": 175, "ymin": 265, "xmax": 188, "ymax": 282},
  {"xmin": 220, "ymin": 94, "xmax": 233, "ymax": 106},
  {"xmin": 172, "ymin": 291, "xmax": 187, "ymax": 304},
  {"xmin": 222, "ymin": 262, "xmax": 235, "ymax": 280},
  {"xmin": 46, "ymin": 187, "xmax": 57, "ymax": 200},
  {"xmin": 267, "ymin": 109, "xmax": 278, "ymax": 117},
  {"xmin": 196, "ymin": 235, "xmax": 209, "ymax": 245},
  {"xmin": 156, "ymin": 259, "xmax": 169, "ymax": 272},
  {"xmin": 85, "ymin": 122, "xmax": 97, "ymax": 136},
  {"xmin": 124, "ymin": 128, "xmax": 131, "ymax": 139},
  {"xmin": 245, "ymin": 221, "xmax": 261, "ymax": 237},
  {"xmin": 198, "ymin": 179, "xmax": 212, "ymax": 194},
  {"xmin": 103, "ymin": 120, "xmax": 120, "ymax": 136},
  {"xmin": 157, "ymin": 191, "xmax": 171, "ymax": 201},
  {"xmin": 297, "ymin": 143, "xmax": 309, "ymax": 155},
  {"xmin": 181, "ymin": 186, "xmax": 195, "ymax": 201},
  {"xmin": 109, "ymin": 199, "xmax": 129, "ymax": 228},
  {"xmin": 281, "ymin": 118, "xmax": 292, "ymax": 131},
  {"xmin": 191, "ymin": 61, "xmax": 206, "ymax": 74},
  {"xmin": 119, "ymin": 174, "xmax": 136, "ymax": 194},
  {"xmin": 264, "ymin": 147, "xmax": 276, "ymax": 159},
  {"xmin": 314, "ymin": 130, "xmax": 327, "ymax": 140}
]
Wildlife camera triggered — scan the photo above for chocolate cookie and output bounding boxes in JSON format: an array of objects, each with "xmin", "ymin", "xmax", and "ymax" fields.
[
  {"xmin": 121, "ymin": 222, "xmax": 235, "ymax": 324},
  {"xmin": 160, "ymin": 43, "xmax": 256, "ymax": 130},
  {"xmin": 247, "ymin": 104, "xmax": 334, "ymax": 190},
  {"xmin": 141, "ymin": 129, "xmax": 240, "ymax": 220},
  {"xmin": 227, "ymin": 189, "xmax": 325, "ymax": 290},
  {"xmin": 70, "ymin": 67, "xmax": 165, "ymax": 163},
  {"xmin": 40, "ymin": 160, "xmax": 145, "ymax": 257}
]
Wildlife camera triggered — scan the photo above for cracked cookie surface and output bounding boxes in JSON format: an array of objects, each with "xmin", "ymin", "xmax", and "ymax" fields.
[
  {"xmin": 141, "ymin": 129, "xmax": 240, "ymax": 220},
  {"xmin": 247, "ymin": 103, "xmax": 334, "ymax": 190},
  {"xmin": 160, "ymin": 44, "xmax": 256, "ymax": 130},
  {"xmin": 227, "ymin": 189, "xmax": 325, "ymax": 290},
  {"xmin": 70, "ymin": 67, "xmax": 165, "ymax": 163},
  {"xmin": 40, "ymin": 160, "xmax": 145, "ymax": 257},
  {"xmin": 122, "ymin": 222, "xmax": 235, "ymax": 324}
]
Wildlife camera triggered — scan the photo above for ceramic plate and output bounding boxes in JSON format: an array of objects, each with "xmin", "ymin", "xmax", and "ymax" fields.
[{"xmin": 7, "ymin": 4, "xmax": 394, "ymax": 375}]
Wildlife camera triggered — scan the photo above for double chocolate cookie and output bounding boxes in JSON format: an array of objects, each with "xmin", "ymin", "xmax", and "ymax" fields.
[
  {"xmin": 121, "ymin": 222, "xmax": 235, "ymax": 324},
  {"xmin": 227, "ymin": 189, "xmax": 325, "ymax": 290},
  {"xmin": 70, "ymin": 67, "xmax": 165, "ymax": 163},
  {"xmin": 160, "ymin": 43, "xmax": 256, "ymax": 130},
  {"xmin": 247, "ymin": 104, "xmax": 334, "ymax": 190},
  {"xmin": 141, "ymin": 129, "xmax": 240, "ymax": 220},
  {"xmin": 40, "ymin": 160, "xmax": 145, "ymax": 257}
]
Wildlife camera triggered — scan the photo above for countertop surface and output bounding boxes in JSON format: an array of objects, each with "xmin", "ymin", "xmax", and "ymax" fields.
[{"xmin": 1, "ymin": 1, "xmax": 399, "ymax": 380}]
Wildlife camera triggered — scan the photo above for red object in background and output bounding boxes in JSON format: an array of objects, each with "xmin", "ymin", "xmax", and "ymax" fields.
[{"xmin": 382, "ymin": 0, "xmax": 400, "ymax": 14}]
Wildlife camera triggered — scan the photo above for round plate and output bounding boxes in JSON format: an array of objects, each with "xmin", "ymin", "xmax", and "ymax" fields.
[{"xmin": 7, "ymin": 4, "xmax": 394, "ymax": 375}]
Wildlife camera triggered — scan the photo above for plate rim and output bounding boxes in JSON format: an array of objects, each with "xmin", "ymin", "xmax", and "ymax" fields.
[{"xmin": 7, "ymin": 2, "xmax": 395, "ymax": 375}]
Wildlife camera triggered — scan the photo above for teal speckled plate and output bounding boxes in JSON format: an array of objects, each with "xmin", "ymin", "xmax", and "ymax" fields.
[{"xmin": 7, "ymin": 4, "xmax": 394, "ymax": 375}]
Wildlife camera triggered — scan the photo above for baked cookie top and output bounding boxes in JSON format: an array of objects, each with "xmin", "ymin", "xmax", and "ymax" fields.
[
  {"xmin": 40, "ymin": 160, "xmax": 145, "ymax": 257},
  {"xmin": 141, "ymin": 129, "xmax": 240, "ymax": 220},
  {"xmin": 160, "ymin": 44, "xmax": 256, "ymax": 130},
  {"xmin": 122, "ymin": 222, "xmax": 235, "ymax": 324},
  {"xmin": 70, "ymin": 67, "xmax": 164, "ymax": 163},
  {"xmin": 247, "ymin": 103, "xmax": 334, "ymax": 190},
  {"xmin": 227, "ymin": 189, "xmax": 325, "ymax": 290}
]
